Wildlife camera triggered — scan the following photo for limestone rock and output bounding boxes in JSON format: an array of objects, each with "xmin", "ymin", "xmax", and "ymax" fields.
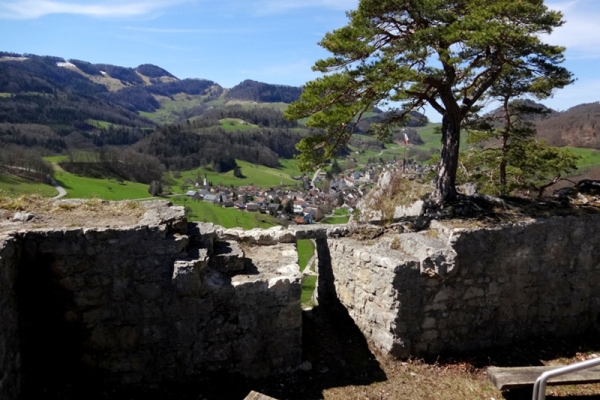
[
  {"xmin": 12, "ymin": 212, "xmax": 35, "ymax": 222},
  {"xmin": 138, "ymin": 200, "xmax": 187, "ymax": 233},
  {"xmin": 393, "ymin": 200, "xmax": 424, "ymax": 219},
  {"xmin": 209, "ymin": 241, "xmax": 245, "ymax": 275},
  {"xmin": 392, "ymin": 232, "xmax": 457, "ymax": 276},
  {"xmin": 244, "ymin": 391, "xmax": 278, "ymax": 400},
  {"xmin": 355, "ymin": 171, "xmax": 430, "ymax": 222}
]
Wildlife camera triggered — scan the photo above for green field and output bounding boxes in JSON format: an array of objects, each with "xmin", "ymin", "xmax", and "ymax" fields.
[
  {"xmin": 320, "ymin": 208, "xmax": 351, "ymax": 225},
  {"xmin": 0, "ymin": 175, "xmax": 57, "ymax": 197},
  {"xmin": 53, "ymin": 170, "xmax": 151, "ymax": 200},
  {"xmin": 226, "ymin": 100, "xmax": 289, "ymax": 112},
  {"xmin": 139, "ymin": 93, "xmax": 209, "ymax": 124},
  {"xmin": 170, "ymin": 196, "xmax": 279, "ymax": 229},
  {"xmin": 44, "ymin": 155, "xmax": 69, "ymax": 164},
  {"xmin": 563, "ymin": 147, "xmax": 600, "ymax": 169},
  {"xmin": 219, "ymin": 118, "xmax": 259, "ymax": 131},
  {"xmin": 414, "ymin": 123, "xmax": 443, "ymax": 150},
  {"xmin": 301, "ymin": 275, "xmax": 317, "ymax": 307},
  {"xmin": 297, "ymin": 239, "xmax": 315, "ymax": 272},
  {"xmin": 86, "ymin": 119, "xmax": 126, "ymax": 129},
  {"xmin": 172, "ymin": 159, "xmax": 301, "ymax": 192}
]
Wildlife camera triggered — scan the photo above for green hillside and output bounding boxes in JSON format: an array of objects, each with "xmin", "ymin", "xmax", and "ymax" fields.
[
  {"xmin": 53, "ymin": 170, "xmax": 151, "ymax": 200},
  {"xmin": 171, "ymin": 159, "xmax": 301, "ymax": 192},
  {"xmin": 0, "ymin": 175, "xmax": 57, "ymax": 197}
]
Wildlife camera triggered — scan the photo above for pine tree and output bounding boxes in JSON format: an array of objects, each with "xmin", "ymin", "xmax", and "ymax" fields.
[{"xmin": 285, "ymin": 0, "xmax": 570, "ymax": 206}]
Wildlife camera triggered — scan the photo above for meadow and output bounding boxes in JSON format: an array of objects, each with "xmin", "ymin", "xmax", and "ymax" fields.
[
  {"xmin": 0, "ymin": 175, "xmax": 57, "ymax": 197},
  {"xmin": 170, "ymin": 196, "xmax": 280, "ymax": 229},
  {"xmin": 320, "ymin": 208, "xmax": 351, "ymax": 225},
  {"xmin": 53, "ymin": 170, "xmax": 151, "ymax": 200},
  {"xmin": 170, "ymin": 159, "xmax": 302, "ymax": 192}
]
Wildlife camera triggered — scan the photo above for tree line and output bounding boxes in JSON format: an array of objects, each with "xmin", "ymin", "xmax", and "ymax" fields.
[
  {"xmin": 225, "ymin": 80, "xmax": 303, "ymax": 103},
  {"xmin": 135, "ymin": 125, "xmax": 307, "ymax": 171},
  {"xmin": 59, "ymin": 148, "xmax": 164, "ymax": 184},
  {"xmin": 182, "ymin": 104, "xmax": 299, "ymax": 129},
  {"xmin": 0, "ymin": 146, "xmax": 54, "ymax": 183}
]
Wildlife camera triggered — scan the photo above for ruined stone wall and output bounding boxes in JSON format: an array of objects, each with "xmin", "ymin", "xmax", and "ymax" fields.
[
  {"xmin": 0, "ymin": 237, "xmax": 20, "ymax": 400},
  {"xmin": 4, "ymin": 203, "xmax": 600, "ymax": 399},
  {"xmin": 323, "ymin": 215, "xmax": 600, "ymax": 358},
  {"xmin": 0, "ymin": 203, "xmax": 302, "ymax": 400}
]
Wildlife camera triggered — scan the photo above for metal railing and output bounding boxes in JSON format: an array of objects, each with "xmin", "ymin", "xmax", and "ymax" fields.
[{"xmin": 532, "ymin": 356, "xmax": 600, "ymax": 400}]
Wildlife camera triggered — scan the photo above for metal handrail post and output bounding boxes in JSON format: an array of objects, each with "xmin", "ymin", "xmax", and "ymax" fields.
[{"xmin": 532, "ymin": 356, "xmax": 600, "ymax": 400}]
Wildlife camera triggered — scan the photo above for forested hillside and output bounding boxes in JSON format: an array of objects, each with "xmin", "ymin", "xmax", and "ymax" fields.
[
  {"xmin": 536, "ymin": 102, "xmax": 600, "ymax": 149},
  {"xmin": 135, "ymin": 125, "xmax": 308, "ymax": 171},
  {"xmin": 482, "ymin": 99, "xmax": 600, "ymax": 150},
  {"xmin": 225, "ymin": 80, "xmax": 303, "ymax": 103}
]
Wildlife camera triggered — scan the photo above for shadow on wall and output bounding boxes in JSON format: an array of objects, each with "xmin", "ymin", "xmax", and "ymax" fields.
[
  {"xmin": 17, "ymin": 250, "xmax": 89, "ymax": 396},
  {"xmin": 16, "ymin": 235, "xmax": 387, "ymax": 400}
]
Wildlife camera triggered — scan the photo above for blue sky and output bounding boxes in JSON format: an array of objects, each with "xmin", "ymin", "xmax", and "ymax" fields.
[{"xmin": 0, "ymin": 0, "xmax": 599, "ymax": 122}]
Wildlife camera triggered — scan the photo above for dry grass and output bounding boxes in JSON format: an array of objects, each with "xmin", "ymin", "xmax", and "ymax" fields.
[
  {"xmin": 322, "ymin": 356, "xmax": 501, "ymax": 400},
  {"xmin": 366, "ymin": 173, "xmax": 431, "ymax": 222},
  {"xmin": 0, "ymin": 195, "xmax": 146, "ymax": 232}
]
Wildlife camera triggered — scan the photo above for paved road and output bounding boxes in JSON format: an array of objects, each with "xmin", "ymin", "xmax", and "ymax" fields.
[
  {"xmin": 311, "ymin": 167, "xmax": 322, "ymax": 187},
  {"xmin": 50, "ymin": 178, "xmax": 67, "ymax": 199}
]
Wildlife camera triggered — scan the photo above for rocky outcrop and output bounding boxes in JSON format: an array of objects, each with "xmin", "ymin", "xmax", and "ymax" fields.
[{"xmin": 355, "ymin": 171, "xmax": 427, "ymax": 222}]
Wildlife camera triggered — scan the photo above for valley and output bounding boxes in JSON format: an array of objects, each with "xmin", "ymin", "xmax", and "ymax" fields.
[{"xmin": 1, "ymin": 51, "xmax": 600, "ymax": 231}]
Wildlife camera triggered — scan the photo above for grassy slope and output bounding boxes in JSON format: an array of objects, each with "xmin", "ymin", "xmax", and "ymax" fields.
[
  {"xmin": 139, "ymin": 93, "xmax": 209, "ymax": 124},
  {"xmin": 44, "ymin": 155, "xmax": 69, "ymax": 164},
  {"xmin": 301, "ymin": 275, "xmax": 317, "ymax": 307},
  {"xmin": 86, "ymin": 119, "xmax": 126, "ymax": 129},
  {"xmin": 53, "ymin": 170, "xmax": 151, "ymax": 200},
  {"xmin": 565, "ymin": 147, "xmax": 600, "ymax": 169},
  {"xmin": 415, "ymin": 123, "xmax": 443, "ymax": 150},
  {"xmin": 140, "ymin": 95, "xmax": 290, "ymax": 125},
  {"xmin": 170, "ymin": 196, "xmax": 279, "ymax": 229},
  {"xmin": 0, "ymin": 175, "xmax": 57, "ymax": 197},
  {"xmin": 296, "ymin": 238, "xmax": 317, "ymax": 307},
  {"xmin": 171, "ymin": 159, "xmax": 301, "ymax": 192},
  {"xmin": 219, "ymin": 118, "xmax": 259, "ymax": 131},
  {"xmin": 320, "ymin": 208, "xmax": 351, "ymax": 225},
  {"xmin": 297, "ymin": 239, "xmax": 315, "ymax": 272}
]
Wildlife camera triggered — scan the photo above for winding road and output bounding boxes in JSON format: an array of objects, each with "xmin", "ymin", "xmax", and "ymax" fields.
[{"xmin": 50, "ymin": 177, "xmax": 67, "ymax": 199}]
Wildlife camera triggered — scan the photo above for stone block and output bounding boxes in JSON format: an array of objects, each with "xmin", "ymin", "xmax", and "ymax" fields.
[{"xmin": 209, "ymin": 241, "xmax": 245, "ymax": 275}]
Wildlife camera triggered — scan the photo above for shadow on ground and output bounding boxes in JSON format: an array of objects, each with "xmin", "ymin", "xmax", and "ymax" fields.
[
  {"xmin": 20, "ymin": 305, "xmax": 386, "ymax": 400},
  {"xmin": 434, "ymin": 332, "xmax": 600, "ymax": 400}
]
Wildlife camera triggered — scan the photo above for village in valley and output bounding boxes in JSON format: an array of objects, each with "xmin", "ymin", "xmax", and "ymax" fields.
[{"xmin": 181, "ymin": 158, "xmax": 431, "ymax": 224}]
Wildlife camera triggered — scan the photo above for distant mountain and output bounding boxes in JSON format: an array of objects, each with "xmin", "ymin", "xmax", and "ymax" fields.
[
  {"xmin": 225, "ymin": 79, "xmax": 303, "ymax": 103},
  {"xmin": 536, "ymin": 102, "xmax": 600, "ymax": 149},
  {"xmin": 479, "ymin": 99, "xmax": 600, "ymax": 150},
  {"xmin": 0, "ymin": 52, "xmax": 229, "ymax": 152},
  {"xmin": 4, "ymin": 50, "xmax": 600, "ymax": 168},
  {"xmin": 483, "ymin": 99, "xmax": 555, "ymax": 124}
]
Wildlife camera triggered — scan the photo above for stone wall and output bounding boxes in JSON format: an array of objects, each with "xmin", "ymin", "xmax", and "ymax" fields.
[
  {"xmin": 0, "ymin": 202, "xmax": 302, "ymax": 399},
  {"xmin": 3, "ymin": 201, "xmax": 600, "ymax": 400},
  {"xmin": 0, "ymin": 237, "xmax": 20, "ymax": 400},
  {"xmin": 322, "ymin": 215, "xmax": 600, "ymax": 358}
]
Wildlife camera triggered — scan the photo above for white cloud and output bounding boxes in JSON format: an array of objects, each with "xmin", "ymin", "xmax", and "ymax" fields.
[
  {"xmin": 0, "ymin": 0, "xmax": 187, "ymax": 19},
  {"xmin": 545, "ymin": 0, "xmax": 600, "ymax": 58},
  {"xmin": 253, "ymin": 0, "xmax": 357, "ymax": 15}
]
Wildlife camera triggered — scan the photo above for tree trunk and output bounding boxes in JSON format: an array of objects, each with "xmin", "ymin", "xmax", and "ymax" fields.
[{"xmin": 432, "ymin": 113, "xmax": 461, "ymax": 205}]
